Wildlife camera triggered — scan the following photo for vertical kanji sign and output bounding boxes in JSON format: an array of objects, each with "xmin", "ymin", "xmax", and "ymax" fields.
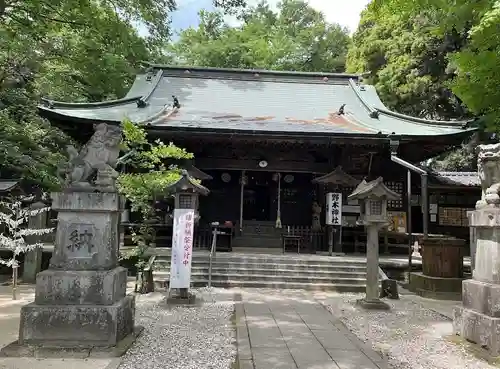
[
  {"xmin": 325, "ymin": 192, "xmax": 342, "ymax": 226},
  {"xmin": 169, "ymin": 208, "xmax": 195, "ymax": 289}
]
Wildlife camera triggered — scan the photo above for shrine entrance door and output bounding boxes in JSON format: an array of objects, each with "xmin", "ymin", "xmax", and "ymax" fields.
[{"xmin": 243, "ymin": 171, "xmax": 272, "ymax": 221}]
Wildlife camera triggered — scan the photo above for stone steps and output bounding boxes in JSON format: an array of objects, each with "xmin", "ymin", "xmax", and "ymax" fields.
[
  {"xmin": 156, "ymin": 270, "xmax": 366, "ymax": 284},
  {"xmin": 154, "ymin": 261, "xmax": 366, "ymax": 273},
  {"xmin": 230, "ymin": 239, "xmax": 282, "ymax": 248},
  {"xmin": 158, "ymin": 278, "xmax": 366, "ymax": 292},
  {"xmin": 153, "ymin": 253, "xmax": 368, "ymax": 292},
  {"xmin": 154, "ymin": 257, "xmax": 367, "ymax": 268}
]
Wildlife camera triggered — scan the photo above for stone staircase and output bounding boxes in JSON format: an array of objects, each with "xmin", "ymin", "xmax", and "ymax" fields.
[{"xmin": 153, "ymin": 252, "xmax": 367, "ymax": 292}]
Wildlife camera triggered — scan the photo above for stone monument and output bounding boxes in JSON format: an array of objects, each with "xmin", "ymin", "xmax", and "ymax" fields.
[
  {"xmin": 348, "ymin": 177, "xmax": 400, "ymax": 310},
  {"xmin": 1, "ymin": 123, "xmax": 138, "ymax": 356},
  {"xmin": 453, "ymin": 143, "xmax": 500, "ymax": 357}
]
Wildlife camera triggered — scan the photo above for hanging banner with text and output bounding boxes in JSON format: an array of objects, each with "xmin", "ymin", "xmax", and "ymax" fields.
[
  {"xmin": 169, "ymin": 208, "xmax": 195, "ymax": 289},
  {"xmin": 326, "ymin": 192, "xmax": 342, "ymax": 226}
]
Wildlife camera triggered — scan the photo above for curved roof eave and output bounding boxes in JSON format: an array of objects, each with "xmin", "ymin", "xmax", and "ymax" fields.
[
  {"xmin": 38, "ymin": 69, "xmax": 163, "ymax": 110},
  {"xmin": 38, "ymin": 103, "xmax": 477, "ymax": 142},
  {"xmin": 348, "ymin": 79, "xmax": 475, "ymax": 128}
]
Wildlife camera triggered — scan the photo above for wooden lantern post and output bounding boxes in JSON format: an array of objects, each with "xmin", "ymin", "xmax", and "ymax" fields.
[
  {"xmin": 348, "ymin": 177, "xmax": 401, "ymax": 310},
  {"xmin": 167, "ymin": 170, "xmax": 209, "ymax": 304}
]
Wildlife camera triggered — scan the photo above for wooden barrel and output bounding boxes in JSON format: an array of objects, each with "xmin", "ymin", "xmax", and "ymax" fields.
[{"xmin": 417, "ymin": 235, "xmax": 465, "ymax": 278}]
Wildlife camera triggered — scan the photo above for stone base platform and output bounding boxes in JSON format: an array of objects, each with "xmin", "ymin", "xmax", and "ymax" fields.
[
  {"xmin": 453, "ymin": 279, "xmax": 500, "ymax": 357},
  {"xmin": 0, "ymin": 326, "xmax": 144, "ymax": 359},
  {"xmin": 18, "ymin": 294, "xmax": 135, "ymax": 346},
  {"xmin": 453, "ymin": 307, "xmax": 500, "ymax": 357},
  {"xmin": 410, "ymin": 272, "xmax": 463, "ymax": 300},
  {"xmin": 166, "ymin": 291, "xmax": 200, "ymax": 307},
  {"xmin": 356, "ymin": 298, "xmax": 390, "ymax": 310}
]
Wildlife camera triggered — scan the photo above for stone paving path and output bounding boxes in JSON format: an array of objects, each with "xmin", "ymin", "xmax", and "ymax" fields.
[{"xmin": 235, "ymin": 289, "xmax": 387, "ymax": 369}]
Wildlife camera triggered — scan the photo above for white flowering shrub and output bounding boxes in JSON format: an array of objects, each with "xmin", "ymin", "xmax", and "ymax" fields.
[{"xmin": 0, "ymin": 195, "xmax": 54, "ymax": 268}]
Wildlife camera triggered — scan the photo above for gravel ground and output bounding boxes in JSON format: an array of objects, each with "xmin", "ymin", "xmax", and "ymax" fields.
[
  {"xmin": 322, "ymin": 293, "xmax": 499, "ymax": 369},
  {"xmin": 118, "ymin": 288, "xmax": 236, "ymax": 369}
]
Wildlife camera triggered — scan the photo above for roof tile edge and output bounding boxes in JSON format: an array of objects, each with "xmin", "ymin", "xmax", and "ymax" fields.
[{"xmin": 144, "ymin": 61, "xmax": 360, "ymax": 80}]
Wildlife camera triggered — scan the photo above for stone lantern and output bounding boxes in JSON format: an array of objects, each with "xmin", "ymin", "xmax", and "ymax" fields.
[
  {"xmin": 167, "ymin": 170, "xmax": 209, "ymax": 304},
  {"xmin": 348, "ymin": 177, "xmax": 400, "ymax": 310},
  {"xmin": 170, "ymin": 170, "xmax": 209, "ymax": 221}
]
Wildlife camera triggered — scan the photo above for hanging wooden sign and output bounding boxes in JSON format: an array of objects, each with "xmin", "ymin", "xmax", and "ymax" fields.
[{"xmin": 326, "ymin": 192, "xmax": 342, "ymax": 226}]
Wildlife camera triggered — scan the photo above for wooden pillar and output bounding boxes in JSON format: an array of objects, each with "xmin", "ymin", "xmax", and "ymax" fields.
[
  {"xmin": 468, "ymin": 210, "xmax": 476, "ymax": 274},
  {"xmin": 239, "ymin": 170, "xmax": 245, "ymax": 233},
  {"xmin": 328, "ymin": 226, "xmax": 334, "ymax": 255},
  {"xmin": 23, "ymin": 201, "xmax": 47, "ymax": 283}
]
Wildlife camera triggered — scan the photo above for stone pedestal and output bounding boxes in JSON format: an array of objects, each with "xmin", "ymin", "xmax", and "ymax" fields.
[
  {"xmin": 167, "ymin": 289, "xmax": 199, "ymax": 306},
  {"xmin": 454, "ymin": 208, "xmax": 500, "ymax": 357},
  {"xmin": 10, "ymin": 192, "xmax": 137, "ymax": 350}
]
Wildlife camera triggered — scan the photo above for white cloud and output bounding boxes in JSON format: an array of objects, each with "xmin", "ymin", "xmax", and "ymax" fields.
[
  {"xmin": 235, "ymin": 0, "xmax": 371, "ymax": 33},
  {"xmin": 306, "ymin": 0, "xmax": 371, "ymax": 32}
]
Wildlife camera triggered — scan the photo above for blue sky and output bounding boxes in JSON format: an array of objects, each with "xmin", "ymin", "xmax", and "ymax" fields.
[
  {"xmin": 151, "ymin": 0, "xmax": 371, "ymax": 37},
  {"xmin": 170, "ymin": 0, "xmax": 215, "ymax": 34}
]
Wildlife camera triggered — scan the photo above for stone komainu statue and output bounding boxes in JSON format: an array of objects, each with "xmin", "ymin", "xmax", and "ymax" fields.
[
  {"xmin": 476, "ymin": 143, "xmax": 500, "ymax": 209},
  {"xmin": 59, "ymin": 123, "xmax": 123, "ymax": 192}
]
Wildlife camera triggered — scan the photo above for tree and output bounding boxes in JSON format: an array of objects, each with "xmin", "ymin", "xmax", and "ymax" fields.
[
  {"xmin": 346, "ymin": 1, "xmax": 497, "ymax": 170},
  {"xmin": 0, "ymin": 195, "xmax": 54, "ymax": 268},
  {"xmin": 169, "ymin": 0, "xmax": 350, "ymax": 72},
  {"xmin": 369, "ymin": 0, "xmax": 500, "ymax": 131},
  {"xmin": 346, "ymin": 3, "xmax": 469, "ymax": 120},
  {"xmin": 0, "ymin": 0, "xmax": 246, "ymax": 190},
  {"xmin": 117, "ymin": 119, "xmax": 193, "ymax": 276}
]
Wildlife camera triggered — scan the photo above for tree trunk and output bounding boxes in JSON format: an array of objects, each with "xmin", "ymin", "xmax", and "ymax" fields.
[{"xmin": 136, "ymin": 269, "xmax": 154, "ymax": 294}]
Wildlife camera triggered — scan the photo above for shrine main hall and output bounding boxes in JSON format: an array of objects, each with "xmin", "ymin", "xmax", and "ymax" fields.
[{"xmin": 38, "ymin": 63, "xmax": 479, "ymax": 253}]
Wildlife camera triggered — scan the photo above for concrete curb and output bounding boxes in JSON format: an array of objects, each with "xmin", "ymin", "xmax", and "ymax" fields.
[
  {"xmin": 104, "ymin": 357, "xmax": 122, "ymax": 369},
  {"xmin": 234, "ymin": 293, "xmax": 254, "ymax": 369}
]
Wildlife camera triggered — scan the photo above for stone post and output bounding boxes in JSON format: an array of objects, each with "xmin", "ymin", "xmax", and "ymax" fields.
[
  {"xmin": 467, "ymin": 210, "xmax": 476, "ymax": 273},
  {"xmin": 453, "ymin": 143, "xmax": 500, "ymax": 358},
  {"xmin": 454, "ymin": 208, "xmax": 500, "ymax": 356},
  {"xmin": 365, "ymin": 224, "xmax": 380, "ymax": 302},
  {"xmin": 23, "ymin": 201, "xmax": 47, "ymax": 283},
  {"xmin": 15, "ymin": 192, "xmax": 136, "ymax": 348}
]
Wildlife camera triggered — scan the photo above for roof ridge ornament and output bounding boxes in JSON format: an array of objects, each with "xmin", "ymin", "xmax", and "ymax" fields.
[{"xmin": 172, "ymin": 95, "xmax": 180, "ymax": 109}]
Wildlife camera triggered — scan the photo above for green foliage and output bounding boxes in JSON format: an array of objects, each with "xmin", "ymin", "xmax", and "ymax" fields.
[
  {"xmin": 368, "ymin": 0, "xmax": 500, "ymax": 131},
  {"xmin": 117, "ymin": 119, "xmax": 193, "ymax": 266},
  {"xmin": 0, "ymin": 0, "xmax": 243, "ymax": 190},
  {"xmin": 170, "ymin": 0, "xmax": 350, "ymax": 72},
  {"xmin": 347, "ymin": 0, "xmax": 500, "ymax": 169},
  {"xmin": 346, "ymin": 4, "xmax": 468, "ymax": 119},
  {"xmin": 117, "ymin": 119, "xmax": 193, "ymax": 218}
]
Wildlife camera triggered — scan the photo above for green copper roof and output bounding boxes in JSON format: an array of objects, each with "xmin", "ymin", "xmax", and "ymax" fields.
[{"xmin": 38, "ymin": 64, "xmax": 476, "ymax": 139}]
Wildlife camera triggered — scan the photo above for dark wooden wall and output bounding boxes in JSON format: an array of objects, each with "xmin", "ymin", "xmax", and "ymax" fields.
[{"xmin": 198, "ymin": 170, "xmax": 240, "ymax": 224}]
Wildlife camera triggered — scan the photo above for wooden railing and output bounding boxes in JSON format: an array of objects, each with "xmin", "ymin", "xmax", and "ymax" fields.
[{"xmin": 282, "ymin": 226, "xmax": 326, "ymax": 252}]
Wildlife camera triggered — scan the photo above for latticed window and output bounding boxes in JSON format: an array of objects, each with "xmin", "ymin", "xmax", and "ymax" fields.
[
  {"xmin": 386, "ymin": 181, "xmax": 403, "ymax": 209},
  {"xmin": 179, "ymin": 194, "xmax": 193, "ymax": 209},
  {"xmin": 438, "ymin": 207, "xmax": 472, "ymax": 227},
  {"xmin": 369, "ymin": 200, "xmax": 382, "ymax": 216}
]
